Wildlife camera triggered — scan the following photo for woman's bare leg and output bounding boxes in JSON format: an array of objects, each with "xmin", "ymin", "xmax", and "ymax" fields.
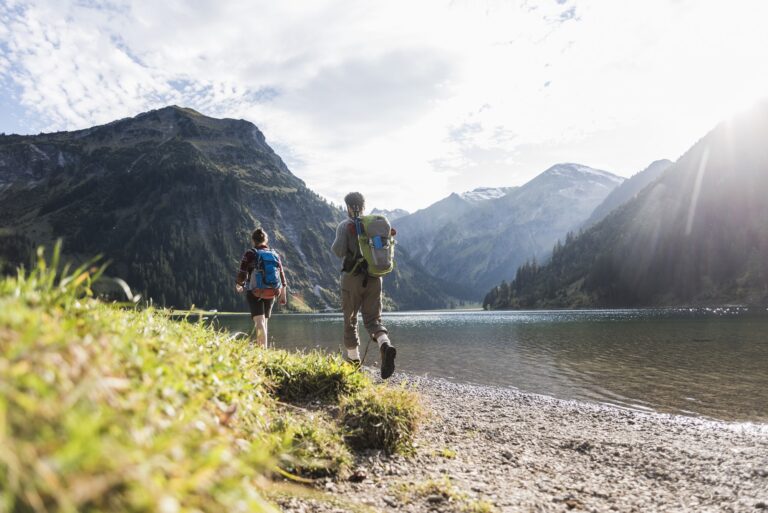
[{"xmin": 252, "ymin": 314, "xmax": 267, "ymax": 348}]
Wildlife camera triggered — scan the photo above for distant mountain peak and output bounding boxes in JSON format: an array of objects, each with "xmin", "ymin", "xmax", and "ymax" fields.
[
  {"xmin": 159, "ymin": 105, "xmax": 203, "ymax": 115},
  {"xmin": 370, "ymin": 207, "xmax": 409, "ymax": 221},
  {"xmin": 82, "ymin": 105, "xmax": 279, "ymax": 162},
  {"xmin": 641, "ymin": 159, "xmax": 673, "ymax": 175},
  {"xmin": 542, "ymin": 163, "xmax": 623, "ymax": 184}
]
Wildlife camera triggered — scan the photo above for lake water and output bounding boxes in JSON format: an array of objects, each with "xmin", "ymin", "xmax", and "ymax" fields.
[{"xmin": 213, "ymin": 308, "xmax": 768, "ymax": 423}]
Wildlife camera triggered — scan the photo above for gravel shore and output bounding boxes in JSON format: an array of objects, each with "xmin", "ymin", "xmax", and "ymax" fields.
[{"xmin": 278, "ymin": 375, "xmax": 768, "ymax": 513}]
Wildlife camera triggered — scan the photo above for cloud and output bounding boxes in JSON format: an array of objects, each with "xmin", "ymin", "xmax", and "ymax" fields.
[
  {"xmin": 1, "ymin": 0, "xmax": 768, "ymax": 210},
  {"xmin": 279, "ymin": 49, "xmax": 454, "ymax": 144}
]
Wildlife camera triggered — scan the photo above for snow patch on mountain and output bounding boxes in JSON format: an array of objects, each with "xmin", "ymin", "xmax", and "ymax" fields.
[
  {"xmin": 460, "ymin": 187, "xmax": 514, "ymax": 203},
  {"xmin": 545, "ymin": 163, "xmax": 624, "ymax": 185}
]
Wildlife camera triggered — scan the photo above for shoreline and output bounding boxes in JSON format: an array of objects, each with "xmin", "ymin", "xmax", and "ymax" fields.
[
  {"xmin": 413, "ymin": 376, "xmax": 768, "ymax": 434},
  {"xmin": 278, "ymin": 374, "xmax": 768, "ymax": 513}
]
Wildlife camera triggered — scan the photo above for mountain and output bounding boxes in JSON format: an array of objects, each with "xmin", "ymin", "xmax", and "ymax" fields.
[
  {"xmin": 370, "ymin": 208, "xmax": 409, "ymax": 221},
  {"xmin": 484, "ymin": 102, "xmax": 768, "ymax": 309},
  {"xmin": 394, "ymin": 187, "xmax": 518, "ymax": 267},
  {"xmin": 582, "ymin": 159, "xmax": 672, "ymax": 228},
  {"xmin": 394, "ymin": 193, "xmax": 478, "ymax": 264},
  {"xmin": 0, "ymin": 106, "xmax": 454, "ymax": 311},
  {"xmin": 395, "ymin": 164, "xmax": 623, "ymax": 297}
]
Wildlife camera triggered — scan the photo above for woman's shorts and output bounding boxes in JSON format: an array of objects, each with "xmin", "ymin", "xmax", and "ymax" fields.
[{"xmin": 246, "ymin": 293, "xmax": 275, "ymax": 318}]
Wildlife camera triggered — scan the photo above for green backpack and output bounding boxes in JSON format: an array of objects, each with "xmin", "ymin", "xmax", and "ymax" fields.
[{"xmin": 351, "ymin": 215, "xmax": 395, "ymax": 277}]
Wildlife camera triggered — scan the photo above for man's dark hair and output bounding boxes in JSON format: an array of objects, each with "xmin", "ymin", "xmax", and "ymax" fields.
[{"xmin": 344, "ymin": 192, "xmax": 365, "ymax": 211}]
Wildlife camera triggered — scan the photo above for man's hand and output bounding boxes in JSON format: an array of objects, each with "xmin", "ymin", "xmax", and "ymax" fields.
[
  {"xmin": 279, "ymin": 287, "xmax": 288, "ymax": 305},
  {"xmin": 235, "ymin": 284, "xmax": 244, "ymax": 294}
]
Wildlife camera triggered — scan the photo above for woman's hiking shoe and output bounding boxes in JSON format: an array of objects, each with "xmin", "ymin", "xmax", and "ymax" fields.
[{"xmin": 380, "ymin": 342, "xmax": 396, "ymax": 379}]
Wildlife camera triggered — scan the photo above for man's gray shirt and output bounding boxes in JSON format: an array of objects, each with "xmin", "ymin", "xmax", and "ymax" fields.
[{"xmin": 331, "ymin": 218, "xmax": 358, "ymax": 261}]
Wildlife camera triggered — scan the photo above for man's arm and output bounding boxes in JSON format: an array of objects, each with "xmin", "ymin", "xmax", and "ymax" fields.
[{"xmin": 331, "ymin": 222, "xmax": 348, "ymax": 258}]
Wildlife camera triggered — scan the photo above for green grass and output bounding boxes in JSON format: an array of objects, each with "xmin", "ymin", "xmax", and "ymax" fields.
[
  {"xmin": 0, "ymin": 243, "xmax": 422, "ymax": 512},
  {"xmin": 271, "ymin": 412, "xmax": 351, "ymax": 479},
  {"xmin": 438, "ymin": 447, "xmax": 457, "ymax": 459}
]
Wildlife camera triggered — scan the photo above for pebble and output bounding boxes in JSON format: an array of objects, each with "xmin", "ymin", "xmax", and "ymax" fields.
[{"xmin": 382, "ymin": 496, "xmax": 398, "ymax": 507}]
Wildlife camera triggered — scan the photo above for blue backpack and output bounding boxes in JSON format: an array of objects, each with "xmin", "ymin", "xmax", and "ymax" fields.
[{"xmin": 248, "ymin": 248, "xmax": 283, "ymax": 298}]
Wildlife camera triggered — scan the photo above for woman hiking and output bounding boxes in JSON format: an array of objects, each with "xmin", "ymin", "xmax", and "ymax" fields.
[{"xmin": 235, "ymin": 228, "xmax": 287, "ymax": 347}]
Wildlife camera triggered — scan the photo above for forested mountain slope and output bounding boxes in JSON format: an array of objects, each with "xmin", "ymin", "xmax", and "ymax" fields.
[
  {"xmin": 582, "ymin": 159, "xmax": 672, "ymax": 228},
  {"xmin": 484, "ymin": 103, "xmax": 768, "ymax": 309}
]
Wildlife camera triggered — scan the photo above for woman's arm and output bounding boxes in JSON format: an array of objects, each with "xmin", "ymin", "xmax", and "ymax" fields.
[
  {"xmin": 278, "ymin": 258, "xmax": 288, "ymax": 305},
  {"xmin": 235, "ymin": 250, "xmax": 253, "ymax": 289}
]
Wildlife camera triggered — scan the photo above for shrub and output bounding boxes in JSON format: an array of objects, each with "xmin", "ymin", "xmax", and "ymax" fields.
[
  {"xmin": 272, "ymin": 413, "xmax": 351, "ymax": 478},
  {"xmin": 340, "ymin": 385, "xmax": 422, "ymax": 454},
  {"xmin": 258, "ymin": 349, "xmax": 368, "ymax": 403}
]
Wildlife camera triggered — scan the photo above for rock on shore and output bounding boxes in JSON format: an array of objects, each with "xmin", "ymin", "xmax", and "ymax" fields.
[{"xmin": 278, "ymin": 376, "xmax": 768, "ymax": 513}]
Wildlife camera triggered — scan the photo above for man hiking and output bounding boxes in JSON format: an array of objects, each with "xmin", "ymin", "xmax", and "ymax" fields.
[
  {"xmin": 331, "ymin": 191, "xmax": 397, "ymax": 379},
  {"xmin": 236, "ymin": 228, "xmax": 287, "ymax": 348}
]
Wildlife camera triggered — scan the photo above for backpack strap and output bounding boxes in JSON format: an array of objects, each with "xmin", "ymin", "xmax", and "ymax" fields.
[
  {"xmin": 250, "ymin": 247, "xmax": 262, "ymax": 268},
  {"xmin": 349, "ymin": 217, "xmax": 368, "ymax": 277},
  {"xmin": 243, "ymin": 247, "xmax": 255, "ymax": 289}
]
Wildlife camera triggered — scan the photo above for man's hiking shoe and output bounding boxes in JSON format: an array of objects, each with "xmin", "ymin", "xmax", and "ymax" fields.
[{"xmin": 380, "ymin": 342, "xmax": 396, "ymax": 379}]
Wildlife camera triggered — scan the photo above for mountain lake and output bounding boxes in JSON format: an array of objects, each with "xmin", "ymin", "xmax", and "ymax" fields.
[{"xmin": 212, "ymin": 308, "xmax": 768, "ymax": 423}]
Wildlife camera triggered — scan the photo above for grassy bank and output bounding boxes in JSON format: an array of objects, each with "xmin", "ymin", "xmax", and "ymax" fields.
[{"xmin": 0, "ymin": 246, "xmax": 422, "ymax": 513}]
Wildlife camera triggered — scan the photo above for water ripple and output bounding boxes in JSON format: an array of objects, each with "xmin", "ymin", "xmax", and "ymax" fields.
[{"xmin": 215, "ymin": 308, "xmax": 768, "ymax": 422}]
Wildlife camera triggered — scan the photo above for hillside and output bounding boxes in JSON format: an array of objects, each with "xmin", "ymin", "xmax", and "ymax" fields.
[
  {"xmin": 582, "ymin": 159, "xmax": 672, "ymax": 228},
  {"xmin": 484, "ymin": 102, "xmax": 768, "ymax": 309},
  {"xmin": 0, "ymin": 106, "xmax": 453, "ymax": 311}
]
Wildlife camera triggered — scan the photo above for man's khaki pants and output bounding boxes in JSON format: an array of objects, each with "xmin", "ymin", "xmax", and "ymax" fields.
[{"xmin": 341, "ymin": 272, "xmax": 387, "ymax": 350}]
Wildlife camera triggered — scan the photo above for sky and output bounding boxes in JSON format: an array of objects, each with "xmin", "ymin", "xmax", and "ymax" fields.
[{"xmin": 1, "ymin": 0, "xmax": 767, "ymax": 212}]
